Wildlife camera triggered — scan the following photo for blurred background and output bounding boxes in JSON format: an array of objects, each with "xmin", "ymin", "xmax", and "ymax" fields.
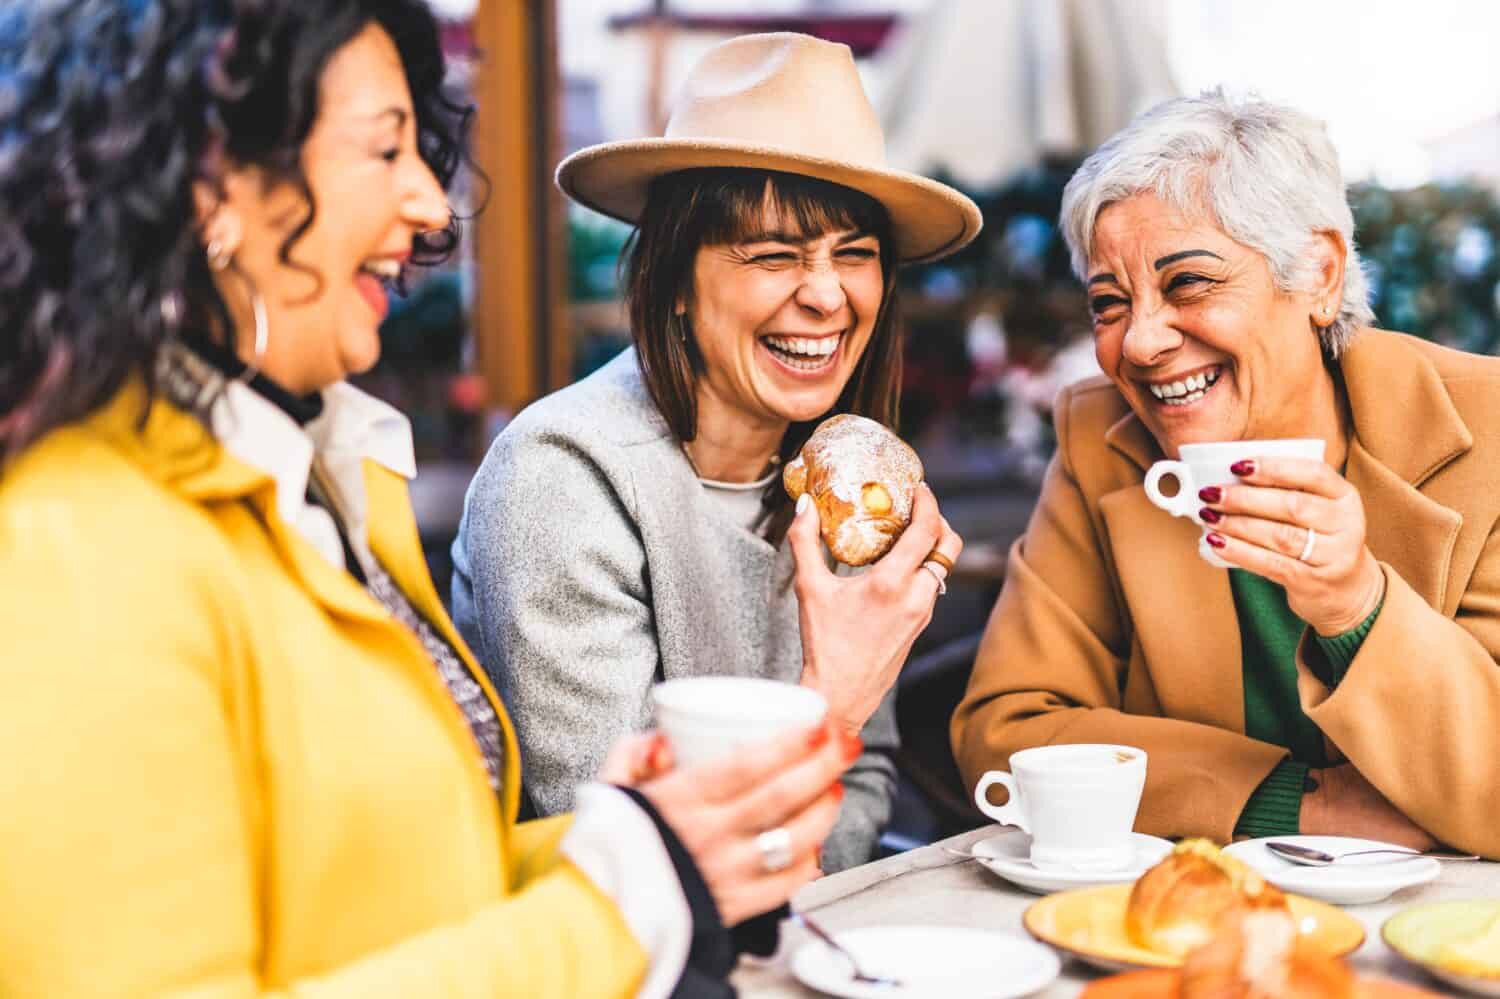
[{"xmin": 384, "ymin": 0, "xmax": 1500, "ymax": 849}]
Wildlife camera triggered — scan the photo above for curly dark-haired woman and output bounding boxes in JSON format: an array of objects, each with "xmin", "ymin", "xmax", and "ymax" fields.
[{"xmin": 0, "ymin": 3, "xmax": 859, "ymax": 996}]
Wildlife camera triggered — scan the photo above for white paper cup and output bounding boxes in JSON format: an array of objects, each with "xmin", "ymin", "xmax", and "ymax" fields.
[{"xmin": 652, "ymin": 676, "xmax": 828, "ymax": 770}]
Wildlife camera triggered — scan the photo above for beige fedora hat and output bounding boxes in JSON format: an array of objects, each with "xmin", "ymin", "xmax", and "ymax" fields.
[{"xmin": 556, "ymin": 32, "xmax": 982, "ymax": 264}]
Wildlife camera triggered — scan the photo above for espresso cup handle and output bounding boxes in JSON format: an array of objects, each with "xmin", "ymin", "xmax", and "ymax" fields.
[
  {"xmin": 973, "ymin": 771, "xmax": 1029, "ymax": 833},
  {"xmin": 1143, "ymin": 460, "xmax": 1196, "ymax": 518}
]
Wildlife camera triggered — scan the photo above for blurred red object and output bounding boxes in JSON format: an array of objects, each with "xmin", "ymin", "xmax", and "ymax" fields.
[{"xmin": 448, "ymin": 373, "xmax": 486, "ymax": 413}]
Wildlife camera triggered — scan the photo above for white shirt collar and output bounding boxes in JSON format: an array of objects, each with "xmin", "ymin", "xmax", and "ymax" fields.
[{"xmin": 182, "ymin": 354, "xmax": 416, "ymax": 572}]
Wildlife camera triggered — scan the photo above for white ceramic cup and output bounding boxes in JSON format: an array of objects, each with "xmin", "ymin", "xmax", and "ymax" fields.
[
  {"xmin": 973, "ymin": 744, "xmax": 1148, "ymax": 872},
  {"xmin": 1143, "ymin": 439, "xmax": 1326, "ymax": 567},
  {"xmin": 651, "ymin": 676, "xmax": 827, "ymax": 770}
]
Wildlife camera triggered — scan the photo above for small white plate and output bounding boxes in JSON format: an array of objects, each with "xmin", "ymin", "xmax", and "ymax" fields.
[
  {"xmin": 791, "ymin": 924, "xmax": 1060, "ymax": 999},
  {"xmin": 970, "ymin": 828, "xmax": 1174, "ymax": 895},
  {"xmin": 1225, "ymin": 836, "xmax": 1441, "ymax": 905}
]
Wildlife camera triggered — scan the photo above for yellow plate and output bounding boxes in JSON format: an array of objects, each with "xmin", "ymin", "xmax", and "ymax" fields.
[
  {"xmin": 1076, "ymin": 968, "xmax": 1441, "ymax": 998},
  {"xmin": 1022, "ymin": 883, "xmax": 1366, "ymax": 973},
  {"xmin": 1382, "ymin": 899, "xmax": 1500, "ymax": 997}
]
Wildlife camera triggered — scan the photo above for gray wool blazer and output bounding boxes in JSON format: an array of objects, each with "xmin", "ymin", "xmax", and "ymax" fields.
[{"xmin": 451, "ymin": 348, "xmax": 898, "ymax": 872}]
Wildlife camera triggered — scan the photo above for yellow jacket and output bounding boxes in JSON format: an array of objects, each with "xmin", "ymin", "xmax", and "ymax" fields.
[
  {"xmin": 954, "ymin": 330, "xmax": 1500, "ymax": 856},
  {"xmin": 0, "ymin": 383, "xmax": 646, "ymax": 997}
]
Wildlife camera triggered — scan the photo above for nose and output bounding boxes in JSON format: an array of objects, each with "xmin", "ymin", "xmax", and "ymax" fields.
[
  {"xmin": 402, "ymin": 156, "xmax": 452, "ymax": 235},
  {"xmin": 794, "ymin": 261, "xmax": 847, "ymax": 317},
  {"xmin": 1120, "ymin": 306, "xmax": 1183, "ymax": 367}
]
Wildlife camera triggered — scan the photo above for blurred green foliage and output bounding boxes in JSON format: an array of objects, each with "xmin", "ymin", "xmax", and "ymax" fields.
[{"xmin": 1350, "ymin": 181, "xmax": 1500, "ymax": 355}]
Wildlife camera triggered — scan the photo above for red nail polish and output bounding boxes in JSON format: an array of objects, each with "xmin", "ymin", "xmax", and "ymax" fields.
[
  {"xmin": 1199, "ymin": 507, "xmax": 1221, "ymax": 524},
  {"xmin": 1206, "ymin": 532, "xmax": 1227, "ymax": 549},
  {"xmin": 807, "ymin": 723, "xmax": 830, "ymax": 751},
  {"xmin": 1230, "ymin": 460, "xmax": 1255, "ymax": 477},
  {"xmin": 1198, "ymin": 486, "xmax": 1222, "ymax": 503},
  {"xmin": 839, "ymin": 731, "xmax": 864, "ymax": 761},
  {"xmin": 830, "ymin": 782, "xmax": 845, "ymax": 804}
]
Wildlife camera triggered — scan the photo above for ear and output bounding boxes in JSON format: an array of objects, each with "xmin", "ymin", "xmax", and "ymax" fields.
[
  {"xmin": 1307, "ymin": 229, "xmax": 1348, "ymax": 328},
  {"xmin": 193, "ymin": 178, "xmax": 243, "ymax": 262}
]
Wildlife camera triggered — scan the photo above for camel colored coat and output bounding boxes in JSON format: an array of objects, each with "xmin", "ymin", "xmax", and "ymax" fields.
[{"xmin": 953, "ymin": 330, "xmax": 1500, "ymax": 857}]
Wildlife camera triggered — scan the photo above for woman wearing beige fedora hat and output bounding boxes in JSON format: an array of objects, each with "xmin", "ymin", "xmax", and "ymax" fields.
[{"xmin": 453, "ymin": 32, "xmax": 980, "ymax": 873}]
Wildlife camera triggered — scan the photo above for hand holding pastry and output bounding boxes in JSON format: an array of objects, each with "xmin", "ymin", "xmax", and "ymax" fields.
[{"xmin": 788, "ymin": 481, "xmax": 961, "ymax": 734}]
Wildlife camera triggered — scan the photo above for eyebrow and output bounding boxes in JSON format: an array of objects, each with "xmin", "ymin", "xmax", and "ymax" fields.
[
  {"xmin": 1154, "ymin": 249, "xmax": 1223, "ymax": 270},
  {"xmin": 366, "ymin": 107, "xmax": 409, "ymax": 127},
  {"xmin": 740, "ymin": 229, "xmax": 872, "ymax": 246},
  {"xmin": 1086, "ymin": 272, "xmax": 1117, "ymax": 288}
]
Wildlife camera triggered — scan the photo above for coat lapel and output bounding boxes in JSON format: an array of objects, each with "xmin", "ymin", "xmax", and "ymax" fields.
[
  {"xmin": 1339, "ymin": 333, "xmax": 1469, "ymax": 613},
  {"xmin": 362, "ymin": 461, "xmax": 524, "ymax": 824},
  {"xmin": 1099, "ymin": 485, "xmax": 1246, "ymax": 730}
]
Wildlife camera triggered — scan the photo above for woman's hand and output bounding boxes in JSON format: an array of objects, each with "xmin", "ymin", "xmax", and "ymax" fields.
[
  {"xmin": 1301, "ymin": 764, "xmax": 1438, "ymax": 851},
  {"xmin": 636, "ymin": 721, "xmax": 861, "ymax": 925},
  {"xmin": 598, "ymin": 731, "xmax": 675, "ymax": 787},
  {"xmin": 1198, "ymin": 456, "xmax": 1385, "ymax": 636},
  {"xmin": 789, "ymin": 483, "xmax": 963, "ymax": 734}
]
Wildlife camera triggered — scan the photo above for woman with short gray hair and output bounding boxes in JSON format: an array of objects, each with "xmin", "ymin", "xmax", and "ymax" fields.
[{"xmin": 954, "ymin": 90, "xmax": 1500, "ymax": 858}]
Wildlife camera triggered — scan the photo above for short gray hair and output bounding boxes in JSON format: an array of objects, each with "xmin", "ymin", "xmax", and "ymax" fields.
[{"xmin": 1060, "ymin": 90, "xmax": 1373, "ymax": 356}]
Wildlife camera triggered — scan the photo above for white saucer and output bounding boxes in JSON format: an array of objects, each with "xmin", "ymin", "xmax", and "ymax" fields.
[
  {"xmin": 970, "ymin": 828, "xmax": 1174, "ymax": 895},
  {"xmin": 791, "ymin": 924, "xmax": 1060, "ymax": 999},
  {"xmin": 1225, "ymin": 836, "xmax": 1441, "ymax": 905}
]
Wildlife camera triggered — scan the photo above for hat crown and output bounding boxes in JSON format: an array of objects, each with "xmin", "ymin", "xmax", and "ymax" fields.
[{"xmin": 664, "ymin": 33, "xmax": 886, "ymax": 167}]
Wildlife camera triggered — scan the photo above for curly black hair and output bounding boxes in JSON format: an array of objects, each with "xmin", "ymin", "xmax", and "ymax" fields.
[{"xmin": 0, "ymin": 0, "xmax": 473, "ymax": 458}]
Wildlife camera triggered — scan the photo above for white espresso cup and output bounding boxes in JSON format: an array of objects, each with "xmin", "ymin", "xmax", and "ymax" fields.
[
  {"xmin": 973, "ymin": 744, "xmax": 1147, "ymax": 872},
  {"xmin": 1143, "ymin": 438, "xmax": 1326, "ymax": 567},
  {"xmin": 651, "ymin": 676, "xmax": 827, "ymax": 770}
]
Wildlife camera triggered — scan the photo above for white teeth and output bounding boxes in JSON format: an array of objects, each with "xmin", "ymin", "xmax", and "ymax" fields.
[
  {"xmin": 1148, "ymin": 367, "xmax": 1221, "ymax": 402},
  {"xmin": 1163, "ymin": 388, "xmax": 1206, "ymax": 406},
  {"xmin": 764, "ymin": 334, "xmax": 841, "ymax": 357},
  {"xmin": 764, "ymin": 334, "xmax": 841, "ymax": 370},
  {"xmin": 361, "ymin": 258, "xmax": 401, "ymax": 280}
]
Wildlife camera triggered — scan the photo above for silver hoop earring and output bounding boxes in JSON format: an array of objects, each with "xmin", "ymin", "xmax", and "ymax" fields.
[{"xmin": 226, "ymin": 263, "xmax": 270, "ymax": 383}]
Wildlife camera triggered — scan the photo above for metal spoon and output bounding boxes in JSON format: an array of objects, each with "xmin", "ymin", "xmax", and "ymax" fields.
[
  {"xmin": 793, "ymin": 911, "xmax": 902, "ymax": 989},
  {"xmin": 1266, "ymin": 841, "xmax": 1479, "ymax": 866}
]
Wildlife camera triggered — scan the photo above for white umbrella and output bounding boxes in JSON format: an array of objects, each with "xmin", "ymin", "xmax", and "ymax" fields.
[{"xmin": 876, "ymin": 0, "xmax": 1177, "ymax": 190}]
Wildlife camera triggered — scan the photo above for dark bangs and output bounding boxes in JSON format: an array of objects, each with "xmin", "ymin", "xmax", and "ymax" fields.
[{"xmin": 692, "ymin": 169, "xmax": 892, "ymax": 248}]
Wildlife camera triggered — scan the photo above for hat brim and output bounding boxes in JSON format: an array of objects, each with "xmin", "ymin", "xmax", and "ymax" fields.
[{"xmin": 556, "ymin": 138, "xmax": 982, "ymax": 264}]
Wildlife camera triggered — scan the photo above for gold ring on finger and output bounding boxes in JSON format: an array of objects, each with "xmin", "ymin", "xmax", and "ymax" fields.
[
  {"xmin": 924, "ymin": 549, "xmax": 955, "ymax": 574},
  {"xmin": 921, "ymin": 561, "xmax": 948, "ymax": 596}
]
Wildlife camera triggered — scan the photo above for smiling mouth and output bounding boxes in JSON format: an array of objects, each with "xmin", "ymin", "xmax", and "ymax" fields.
[
  {"xmin": 1145, "ymin": 365, "xmax": 1223, "ymax": 407},
  {"xmin": 761, "ymin": 332, "xmax": 843, "ymax": 373}
]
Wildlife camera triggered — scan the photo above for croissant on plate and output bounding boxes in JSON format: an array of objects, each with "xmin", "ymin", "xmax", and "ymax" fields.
[{"xmin": 1126, "ymin": 839, "xmax": 1290, "ymax": 960}]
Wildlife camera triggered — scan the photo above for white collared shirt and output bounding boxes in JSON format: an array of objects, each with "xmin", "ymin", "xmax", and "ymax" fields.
[{"xmin": 205, "ymin": 375, "xmax": 415, "ymax": 573}]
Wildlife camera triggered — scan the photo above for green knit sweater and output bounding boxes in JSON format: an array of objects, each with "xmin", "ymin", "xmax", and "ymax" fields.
[{"xmin": 1230, "ymin": 570, "xmax": 1383, "ymax": 838}]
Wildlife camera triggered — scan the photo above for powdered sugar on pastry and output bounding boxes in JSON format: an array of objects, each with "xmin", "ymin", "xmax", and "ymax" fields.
[{"xmin": 783, "ymin": 414, "xmax": 923, "ymax": 566}]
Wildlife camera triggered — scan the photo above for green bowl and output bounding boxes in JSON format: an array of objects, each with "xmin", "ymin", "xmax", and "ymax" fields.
[{"xmin": 1383, "ymin": 899, "xmax": 1500, "ymax": 996}]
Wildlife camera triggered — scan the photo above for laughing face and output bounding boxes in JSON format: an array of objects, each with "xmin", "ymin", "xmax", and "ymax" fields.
[
  {"xmin": 1085, "ymin": 193, "xmax": 1331, "ymax": 459},
  {"xmin": 684, "ymin": 196, "xmax": 886, "ymax": 431},
  {"xmin": 202, "ymin": 23, "xmax": 450, "ymax": 394}
]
